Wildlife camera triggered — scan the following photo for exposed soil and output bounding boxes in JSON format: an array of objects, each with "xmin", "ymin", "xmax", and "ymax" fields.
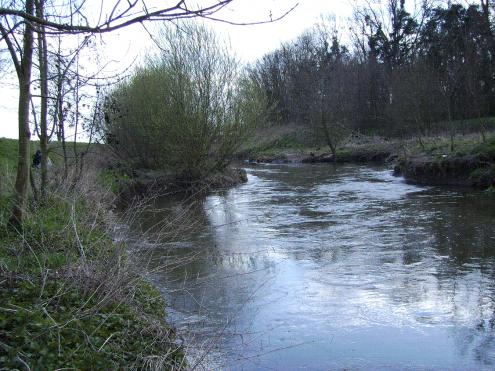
[
  {"xmin": 118, "ymin": 167, "xmax": 248, "ymax": 203},
  {"xmin": 394, "ymin": 154, "xmax": 495, "ymax": 188}
]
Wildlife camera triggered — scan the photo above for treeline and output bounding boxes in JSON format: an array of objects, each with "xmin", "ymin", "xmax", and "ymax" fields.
[{"xmin": 249, "ymin": 0, "xmax": 495, "ymax": 149}]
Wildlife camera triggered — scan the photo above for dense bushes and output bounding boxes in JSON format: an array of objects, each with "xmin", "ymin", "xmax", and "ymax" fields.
[{"xmin": 103, "ymin": 23, "xmax": 266, "ymax": 182}]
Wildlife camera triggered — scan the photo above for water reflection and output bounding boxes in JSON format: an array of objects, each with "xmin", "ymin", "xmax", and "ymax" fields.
[{"xmin": 132, "ymin": 163, "xmax": 495, "ymax": 370}]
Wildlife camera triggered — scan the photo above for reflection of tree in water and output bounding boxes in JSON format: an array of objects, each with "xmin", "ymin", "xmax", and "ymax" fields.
[
  {"xmin": 450, "ymin": 263, "xmax": 495, "ymax": 367},
  {"xmin": 401, "ymin": 189, "xmax": 495, "ymax": 366},
  {"xmin": 130, "ymin": 192, "xmax": 279, "ymax": 367},
  {"xmin": 128, "ymin": 166, "xmax": 495, "ymax": 368},
  {"xmin": 427, "ymin": 192, "xmax": 495, "ymax": 264}
]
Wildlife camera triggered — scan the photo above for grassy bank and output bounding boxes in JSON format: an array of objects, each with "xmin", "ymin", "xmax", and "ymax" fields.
[
  {"xmin": 396, "ymin": 135, "xmax": 495, "ymax": 188},
  {"xmin": 238, "ymin": 123, "xmax": 495, "ymax": 188},
  {"xmin": 239, "ymin": 122, "xmax": 495, "ymax": 164},
  {"xmin": 238, "ymin": 123, "xmax": 400, "ymax": 163},
  {"xmin": 0, "ymin": 139, "xmax": 185, "ymax": 369}
]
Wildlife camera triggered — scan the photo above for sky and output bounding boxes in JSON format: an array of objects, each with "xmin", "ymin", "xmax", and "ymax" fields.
[{"xmin": 0, "ymin": 0, "xmax": 354, "ymax": 139}]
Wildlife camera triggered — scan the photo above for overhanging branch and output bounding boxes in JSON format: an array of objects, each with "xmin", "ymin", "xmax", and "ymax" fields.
[{"xmin": 0, "ymin": 1, "xmax": 298, "ymax": 35}]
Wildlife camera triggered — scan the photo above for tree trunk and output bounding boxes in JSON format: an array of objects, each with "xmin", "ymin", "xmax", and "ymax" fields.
[
  {"xmin": 449, "ymin": 123, "xmax": 455, "ymax": 153},
  {"xmin": 56, "ymin": 63, "xmax": 69, "ymax": 178},
  {"xmin": 30, "ymin": 167, "xmax": 39, "ymax": 202},
  {"xmin": 9, "ymin": 0, "xmax": 35, "ymax": 229},
  {"xmin": 321, "ymin": 121, "xmax": 337, "ymax": 162},
  {"xmin": 417, "ymin": 135, "xmax": 425, "ymax": 150},
  {"xmin": 60, "ymin": 109, "xmax": 68, "ymax": 178},
  {"xmin": 36, "ymin": 0, "xmax": 49, "ymax": 199},
  {"xmin": 72, "ymin": 64, "xmax": 81, "ymax": 188}
]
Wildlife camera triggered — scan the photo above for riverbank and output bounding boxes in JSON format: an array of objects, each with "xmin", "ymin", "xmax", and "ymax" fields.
[
  {"xmin": 394, "ymin": 136, "xmax": 495, "ymax": 188},
  {"xmin": 0, "ymin": 139, "xmax": 186, "ymax": 369},
  {"xmin": 105, "ymin": 165, "xmax": 248, "ymax": 203},
  {"xmin": 240, "ymin": 128, "xmax": 495, "ymax": 189}
]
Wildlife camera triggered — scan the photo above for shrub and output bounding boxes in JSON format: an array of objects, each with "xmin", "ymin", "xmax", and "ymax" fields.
[{"xmin": 103, "ymin": 22, "xmax": 266, "ymax": 182}]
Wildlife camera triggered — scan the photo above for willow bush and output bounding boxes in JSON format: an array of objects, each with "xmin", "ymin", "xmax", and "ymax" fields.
[{"xmin": 103, "ymin": 23, "xmax": 266, "ymax": 182}]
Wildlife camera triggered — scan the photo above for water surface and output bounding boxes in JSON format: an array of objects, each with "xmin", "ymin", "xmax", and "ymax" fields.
[{"xmin": 134, "ymin": 164, "xmax": 495, "ymax": 370}]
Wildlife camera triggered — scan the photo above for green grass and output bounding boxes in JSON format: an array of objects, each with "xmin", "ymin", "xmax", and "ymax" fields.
[
  {"xmin": 246, "ymin": 137, "xmax": 306, "ymax": 158},
  {"xmin": 0, "ymin": 195, "xmax": 185, "ymax": 370},
  {"xmin": 0, "ymin": 137, "xmax": 101, "ymax": 197},
  {"xmin": 0, "ymin": 138, "xmax": 19, "ymax": 170},
  {"xmin": 0, "ymin": 278, "xmax": 182, "ymax": 369},
  {"xmin": 0, "ymin": 137, "xmax": 96, "ymax": 170},
  {"xmin": 485, "ymin": 185, "xmax": 495, "ymax": 194},
  {"xmin": 404, "ymin": 131, "xmax": 495, "ymax": 158},
  {"xmin": 239, "ymin": 123, "xmax": 317, "ymax": 158},
  {"xmin": 98, "ymin": 169, "xmax": 131, "ymax": 194},
  {"xmin": 437, "ymin": 116, "xmax": 495, "ymax": 133},
  {"xmin": 0, "ymin": 192, "xmax": 185, "ymax": 369},
  {"xmin": 240, "ymin": 117, "xmax": 495, "ymax": 160}
]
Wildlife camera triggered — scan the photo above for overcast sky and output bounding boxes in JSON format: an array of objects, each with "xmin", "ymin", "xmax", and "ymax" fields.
[{"xmin": 0, "ymin": 0, "xmax": 354, "ymax": 139}]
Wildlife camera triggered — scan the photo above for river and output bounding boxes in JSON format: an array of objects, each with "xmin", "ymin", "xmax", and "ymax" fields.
[{"xmin": 133, "ymin": 163, "xmax": 495, "ymax": 370}]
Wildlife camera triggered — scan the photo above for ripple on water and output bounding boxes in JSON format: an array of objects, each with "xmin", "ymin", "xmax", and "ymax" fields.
[{"xmin": 136, "ymin": 163, "xmax": 495, "ymax": 371}]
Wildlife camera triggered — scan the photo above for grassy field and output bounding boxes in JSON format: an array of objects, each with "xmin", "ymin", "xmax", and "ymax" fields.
[
  {"xmin": 406, "ymin": 132, "xmax": 495, "ymax": 158},
  {"xmin": 0, "ymin": 138, "xmax": 19, "ymax": 168},
  {"xmin": 0, "ymin": 137, "xmax": 96, "ymax": 168},
  {"xmin": 0, "ymin": 138, "xmax": 185, "ymax": 369}
]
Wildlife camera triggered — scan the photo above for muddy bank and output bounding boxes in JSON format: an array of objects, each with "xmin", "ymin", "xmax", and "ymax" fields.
[
  {"xmin": 117, "ymin": 167, "xmax": 248, "ymax": 202},
  {"xmin": 394, "ymin": 154, "xmax": 495, "ymax": 188},
  {"xmin": 247, "ymin": 147, "xmax": 395, "ymax": 165},
  {"xmin": 301, "ymin": 150, "xmax": 394, "ymax": 164},
  {"xmin": 249, "ymin": 153, "xmax": 303, "ymax": 164},
  {"xmin": 246, "ymin": 135, "xmax": 495, "ymax": 189}
]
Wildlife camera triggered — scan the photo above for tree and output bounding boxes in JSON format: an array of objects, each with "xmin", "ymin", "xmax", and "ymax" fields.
[
  {"xmin": 249, "ymin": 47, "xmax": 292, "ymax": 124},
  {"xmin": 104, "ymin": 22, "xmax": 265, "ymax": 182},
  {"xmin": 418, "ymin": 3, "xmax": 494, "ymax": 148},
  {"xmin": 247, "ymin": 0, "xmax": 495, "ymax": 143},
  {"xmin": 0, "ymin": 0, "xmax": 294, "ymax": 228},
  {"xmin": 1, "ymin": 0, "xmax": 35, "ymax": 229},
  {"xmin": 33, "ymin": 0, "xmax": 48, "ymax": 199},
  {"xmin": 310, "ymin": 25, "xmax": 354, "ymax": 159},
  {"xmin": 387, "ymin": 62, "xmax": 446, "ymax": 143}
]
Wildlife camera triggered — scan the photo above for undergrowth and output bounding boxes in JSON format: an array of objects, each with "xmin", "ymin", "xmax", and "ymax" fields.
[{"xmin": 0, "ymin": 164, "xmax": 185, "ymax": 369}]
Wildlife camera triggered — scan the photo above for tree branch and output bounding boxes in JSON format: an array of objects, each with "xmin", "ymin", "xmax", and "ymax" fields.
[
  {"xmin": 0, "ymin": 1, "xmax": 298, "ymax": 35},
  {"xmin": 0, "ymin": 1, "xmax": 228, "ymax": 34},
  {"xmin": 0, "ymin": 23, "xmax": 21, "ymax": 76},
  {"xmin": 199, "ymin": 3, "xmax": 299, "ymax": 26}
]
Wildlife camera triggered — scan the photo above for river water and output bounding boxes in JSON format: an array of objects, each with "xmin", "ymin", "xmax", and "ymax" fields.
[{"xmin": 134, "ymin": 163, "xmax": 495, "ymax": 370}]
